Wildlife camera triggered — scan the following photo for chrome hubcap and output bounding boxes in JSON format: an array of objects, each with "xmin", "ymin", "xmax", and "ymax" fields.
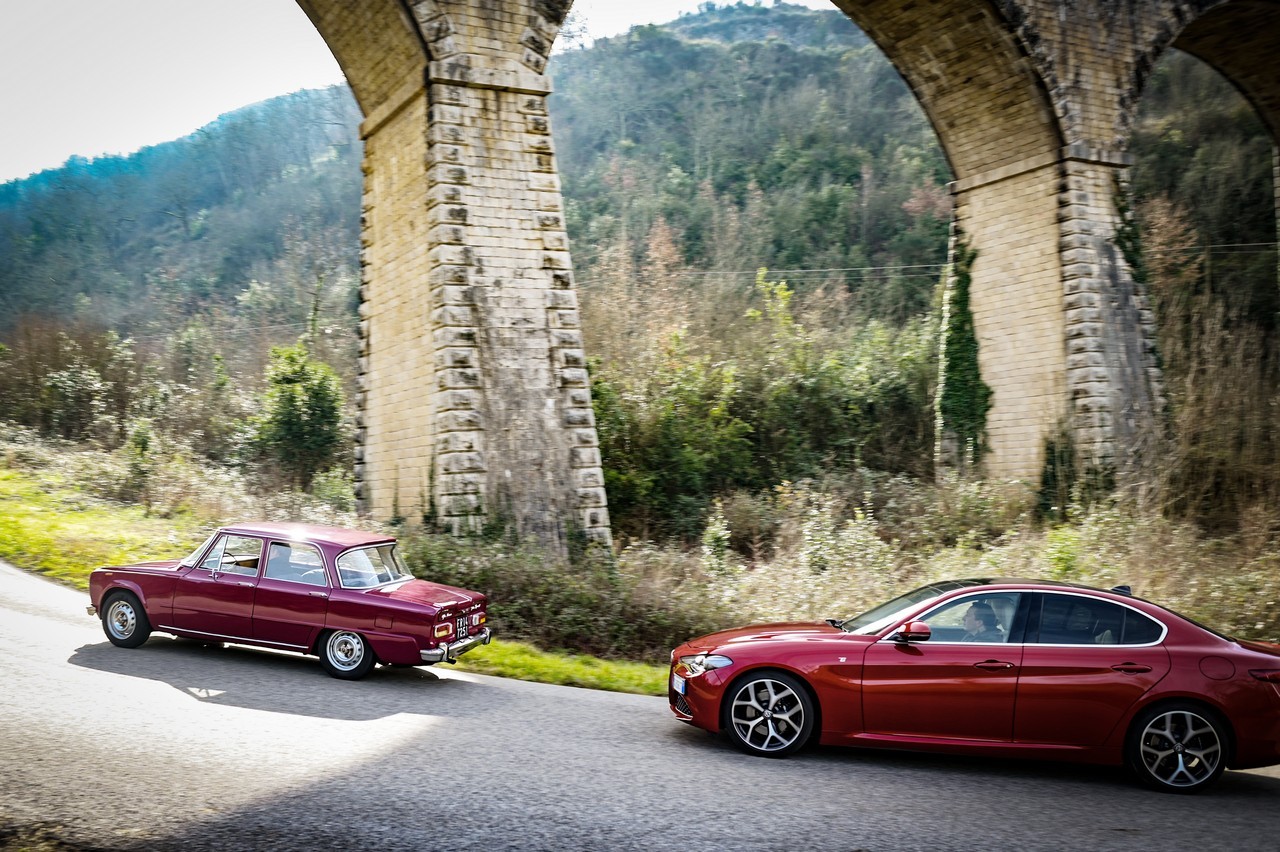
[
  {"xmin": 106, "ymin": 600, "xmax": 136, "ymax": 639},
  {"xmin": 730, "ymin": 678, "xmax": 805, "ymax": 752},
  {"xmin": 1140, "ymin": 709, "xmax": 1222, "ymax": 788},
  {"xmin": 327, "ymin": 632, "xmax": 365, "ymax": 671}
]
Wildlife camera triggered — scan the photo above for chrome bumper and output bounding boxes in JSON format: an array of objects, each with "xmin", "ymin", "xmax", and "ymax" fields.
[
  {"xmin": 421, "ymin": 627, "xmax": 492, "ymax": 664},
  {"xmin": 86, "ymin": 605, "xmax": 97, "ymax": 617}
]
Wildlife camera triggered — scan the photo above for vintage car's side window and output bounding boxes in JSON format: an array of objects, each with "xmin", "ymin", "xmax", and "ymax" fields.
[
  {"xmin": 915, "ymin": 593, "xmax": 1021, "ymax": 643},
  {"xmin": 198, "ymin": 534, "xmax": 263, "ymax": 576},
  {"xmin": 263, "ymin": 542, "xmax": 328, "ymax": 587},
  {"xmin": 1031, "ymin": 594, "xmax": 1148, "ymax": 645}
]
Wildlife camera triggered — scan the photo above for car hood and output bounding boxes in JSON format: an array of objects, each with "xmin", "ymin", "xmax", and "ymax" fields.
[
  {"xmin": 107, "ymin": 559, "xmax": 186, "ymax": 573},
  {"xmin": 362, "ymin": 578, "xmax": 484, "ymax": 610},
  {"xmin": 683, "ymin": 622, "xmax": 843, "ymax": 652}
]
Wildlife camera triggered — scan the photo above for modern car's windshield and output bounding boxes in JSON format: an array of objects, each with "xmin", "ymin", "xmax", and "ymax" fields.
[
  {"xmin": 337, "ymin": 544, "xmax": 413, "ymax": 589},
  {"xmin": 841, "ymin": 579, "xmax": 986, "ymax": 634}
]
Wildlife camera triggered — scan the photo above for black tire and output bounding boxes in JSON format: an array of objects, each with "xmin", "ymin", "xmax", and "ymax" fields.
[
  {"xmin": 319, "ymin": 630, "xmax": 376, "ymax": 680},
  {"xmin": 101, "ymin": 592, "xmax": 151, "ymax": 648},
  {"xmin": 1126, "ymin": 702, "xmax": 1229, "ymax": 793},
  {"xmin": 722, "ymin": 670, "xmax": 815, "ymax": 757}
]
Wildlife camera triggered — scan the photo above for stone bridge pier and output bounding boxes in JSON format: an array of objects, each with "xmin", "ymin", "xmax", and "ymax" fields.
[
  {"xmin": 296, "ymin": 0, "xmax": 1280, "ymax": 544},
  {"xmin": 298, "ymin": 0, "xmax": 608, "ymax": 548},
  {"xmin": 833, "ymin": 0, "xmax": 1280, "ymax": 481}
]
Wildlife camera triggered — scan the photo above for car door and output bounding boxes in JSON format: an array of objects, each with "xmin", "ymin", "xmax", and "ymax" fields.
[
  {"xmin": 1013, "ymin": 592, "xmax": 1171, "ymax": 746},
  {"xmin": 861, "ymin": 592, "xmax": 1025, "ymax": 741},
  {"xmin": 170, "ymin": 534, "xmax": 262, "ymax": 640},
  {"xmin": 252, "ymin": 540, "xmax": 330, "ymax": 649}
]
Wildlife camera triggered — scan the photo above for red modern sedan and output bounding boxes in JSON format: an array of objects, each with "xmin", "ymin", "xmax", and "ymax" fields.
[
  {"xmin": 89, "ymin": 522, "xmax": 491, "ymax": 679},
  {"xmin": 669, "ymin": 579, "xmax": 1280, "ymax": 792}
]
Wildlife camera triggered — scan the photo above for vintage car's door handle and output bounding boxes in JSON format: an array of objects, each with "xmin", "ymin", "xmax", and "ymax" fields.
[
  {"xmin": 1111, "ymin": 663, "xmax": 1152, "ymax": 674},
  {"xmin": 237, "ymin": 581, "xmax": 255, "ymax": 587},
  {"xmin": 974, "ymin": 660, "xmax": 1015, "ymax": 671},
  {"xmin": 309, "ymin": 591, "xmax": 328, "ymax": 598}
]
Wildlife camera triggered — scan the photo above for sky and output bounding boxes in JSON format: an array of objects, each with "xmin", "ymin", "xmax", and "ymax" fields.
[{"xmin": 0, "ymin": 0, "xmax": 832, "ymax": 184}]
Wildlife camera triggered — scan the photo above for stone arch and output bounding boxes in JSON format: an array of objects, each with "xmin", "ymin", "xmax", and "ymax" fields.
[
  {"xmin": 294, "ymin": 1, "xmax": 426, "ymax": 116},
  {"xmin": 831, "ymin": 0, "xmax": 1065, "ymax": 179}
]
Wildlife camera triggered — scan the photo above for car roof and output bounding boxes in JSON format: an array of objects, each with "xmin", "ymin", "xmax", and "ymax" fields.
[{"xmin": 216, "ymin": 521, "xmax": 396, "ymax": 549}]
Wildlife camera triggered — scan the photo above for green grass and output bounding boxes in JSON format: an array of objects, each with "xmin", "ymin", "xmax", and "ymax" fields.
[
  {"xmin": 454, "ymin": 639, "xmax": 668, "ymax": 696},
  {"xmin": 0, "ymin": 469, "xmax": 205, "ymax": 589}
]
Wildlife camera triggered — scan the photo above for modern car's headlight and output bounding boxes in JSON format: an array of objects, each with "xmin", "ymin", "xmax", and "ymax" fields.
[{"xmin": 678, "ymin": 654, "xmax": 734, "ymax": 676}]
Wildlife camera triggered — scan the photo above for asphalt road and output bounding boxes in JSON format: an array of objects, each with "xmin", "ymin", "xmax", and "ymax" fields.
[{"xmin": 2, "ymin": 559, "xmax": 1278, "ymax": 852}]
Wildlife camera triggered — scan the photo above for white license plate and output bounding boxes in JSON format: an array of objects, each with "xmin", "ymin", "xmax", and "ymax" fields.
[{"xmin": 672, "ymin": 673, "xmax": 686, "ymax": 695}]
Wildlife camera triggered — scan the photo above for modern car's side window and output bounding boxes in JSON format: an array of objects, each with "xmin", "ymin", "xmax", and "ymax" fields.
[
  {"xmin": 263, "ymin": 542, "xmax": 328, "ymax": 587},
  {"xmin": 198, "ymin": 534, "xmax": 263, "ymax": 576},
  {"xmin": 916, "ymin": 593, "xmax": 1021, "ymax": 643},
  {"xmin": 1031, "ymin": 594, "xmax": 1144, "ymax": 645}
]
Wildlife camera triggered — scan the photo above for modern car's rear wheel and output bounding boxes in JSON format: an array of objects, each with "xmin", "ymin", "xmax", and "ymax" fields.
[
  {"xmin": 320, "ymin": 630, "xmax": 376, "ymax": 680},
  {"xmin": 101, "ymin": 592, "xmax": 151, "ymax": 648},
  {"xmin": 1126, "ymin": 702, "xmax": 1228, "ymax": 793},
  {"xmin": 724, "ymin": 671, "xmax": 815, "ymax": 757}
]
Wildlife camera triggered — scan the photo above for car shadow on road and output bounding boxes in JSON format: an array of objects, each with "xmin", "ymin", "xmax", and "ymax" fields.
[
  {"xmin": 68, "ymin": 636, "xmax": 499, "ymax": 721},
  {"xmin": 661, "ymin": 719, "xmax": 1280, "ymax": 798}
]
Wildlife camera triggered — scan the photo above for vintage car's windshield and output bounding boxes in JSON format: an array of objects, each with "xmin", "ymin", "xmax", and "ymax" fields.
[
  {"xmin": 842, "ymin": 579, "xmax": 986, "ymax": 634},
  {"xmin": 179, "ymin": 533, "xmax": 218, "ymax": 568},
  {"xmin": 337, "ymin": 544, "xmax": 413, "ymax": 589}
]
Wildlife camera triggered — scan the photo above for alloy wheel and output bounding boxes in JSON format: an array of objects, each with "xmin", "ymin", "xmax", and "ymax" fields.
[
  {"xmin": 1138, "ymin": 708, "xmax": 1223, "ymax": 789},
  {"xmin": 729, "ymin": 677, "xmax": 807, "ymax": 753}
]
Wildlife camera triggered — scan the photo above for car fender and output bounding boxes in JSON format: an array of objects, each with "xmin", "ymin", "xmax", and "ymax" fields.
[{"xmin": 96, "ymin": 576, "xmax": 150, "ymax": 612}]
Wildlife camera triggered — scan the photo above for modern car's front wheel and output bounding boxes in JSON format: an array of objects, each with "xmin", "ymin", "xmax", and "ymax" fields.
[
  {"xmin": 320, "ymin": 630, "xmax": 376, "ymax": 680},
  {"xmin": 723, "ymin": 671, "xmax": 815, "ymax": 757},
  {"xmin": 1126, "ymin": 702, "xmax": 1228, "ymax": 793},
  {"xmin": 101, "ymin": 592, "xmax": 151, "ymax": 648}
]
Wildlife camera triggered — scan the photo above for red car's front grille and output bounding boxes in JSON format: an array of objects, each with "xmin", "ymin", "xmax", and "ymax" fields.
[{"xmin": 675, "ymin": 693, "xmax": 693, "ymax": 716}]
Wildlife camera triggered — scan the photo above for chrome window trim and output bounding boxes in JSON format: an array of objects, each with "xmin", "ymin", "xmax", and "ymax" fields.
[{"xmin": 874, "ymin": 587, "xmax": 1168, "ymax": 647}]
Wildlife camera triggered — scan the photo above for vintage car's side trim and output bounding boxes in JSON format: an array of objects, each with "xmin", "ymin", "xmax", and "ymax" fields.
[
  {"xmin": 154, "ymin": 624, "xmax": 310, "ymax": 652},
  {"xmin": 421, "ymin": 628, "xmax": 493, "ymax": 663}
]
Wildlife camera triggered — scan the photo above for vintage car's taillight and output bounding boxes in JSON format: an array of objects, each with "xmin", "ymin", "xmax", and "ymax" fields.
[
  {"xmin": 472, "ymin": 613, "xmax": 486, "ymax": 627},
  {"xmin": 434, "ymin": 622, "xmax": 454, "ymax": 639}
]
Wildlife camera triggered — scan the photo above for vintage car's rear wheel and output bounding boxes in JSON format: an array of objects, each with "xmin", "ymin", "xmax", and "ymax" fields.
[
  {"xmin": 1126, "ymin": 702, "xmax": 1229, "ymax": 793},
  {"xmin": 723, "ymin": 670, "xmax": 815, "ymax": 757},
  {"xmin": 320, "ymin": 630, "xmax": 376, "ymax": 680},
  {"xmin": 101, "ymin": 592, "xmax": 151, "ymax": 648}
]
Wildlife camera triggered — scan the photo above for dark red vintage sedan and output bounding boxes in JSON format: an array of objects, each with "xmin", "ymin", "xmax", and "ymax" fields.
[
  {"xmin": 669, "ymin": 579, "xmax": 1280, "ymax": 792},
  {"xmin": 88, "ymin": 522, "xmax": 491, "ymax": 679}
]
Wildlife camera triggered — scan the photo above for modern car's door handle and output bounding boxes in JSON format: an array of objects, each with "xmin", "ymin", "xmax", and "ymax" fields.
[
  {"xmin": 974, "ymin": 660, "xmax": 1015, "ymax": 671},
  {"xmin": 1111, "ymin": 663, "xmax": 1152, "ymax": 674}
]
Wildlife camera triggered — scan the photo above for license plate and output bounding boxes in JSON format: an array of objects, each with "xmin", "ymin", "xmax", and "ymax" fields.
[{"xmin": 672, "ymin": 673, "xmax": 686, "ymax": 695}]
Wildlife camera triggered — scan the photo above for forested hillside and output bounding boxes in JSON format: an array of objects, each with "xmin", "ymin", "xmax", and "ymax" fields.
[{"xmin": 0, "ymin": 1, "xmax": 1275, "ymax": 541}]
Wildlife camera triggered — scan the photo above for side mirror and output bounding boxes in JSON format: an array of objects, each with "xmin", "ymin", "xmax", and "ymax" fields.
[{"xmin": 891, "ymin": 621, "xmax": 931, "ymax": 643}]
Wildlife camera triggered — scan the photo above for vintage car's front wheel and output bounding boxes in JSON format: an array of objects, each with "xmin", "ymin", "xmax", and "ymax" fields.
[
  {"xmin": 101, "ymin": 592, "xmax": 151, "ymax": 648},
  {"xmin": 320, "ymin": 630, "xmax": 376, "ymax": 680}
]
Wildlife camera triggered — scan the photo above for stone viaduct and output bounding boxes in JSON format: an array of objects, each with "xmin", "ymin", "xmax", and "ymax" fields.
[{"xmin": 295, "ymin": 0, "xmax": 1280, "ymax": 547}]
